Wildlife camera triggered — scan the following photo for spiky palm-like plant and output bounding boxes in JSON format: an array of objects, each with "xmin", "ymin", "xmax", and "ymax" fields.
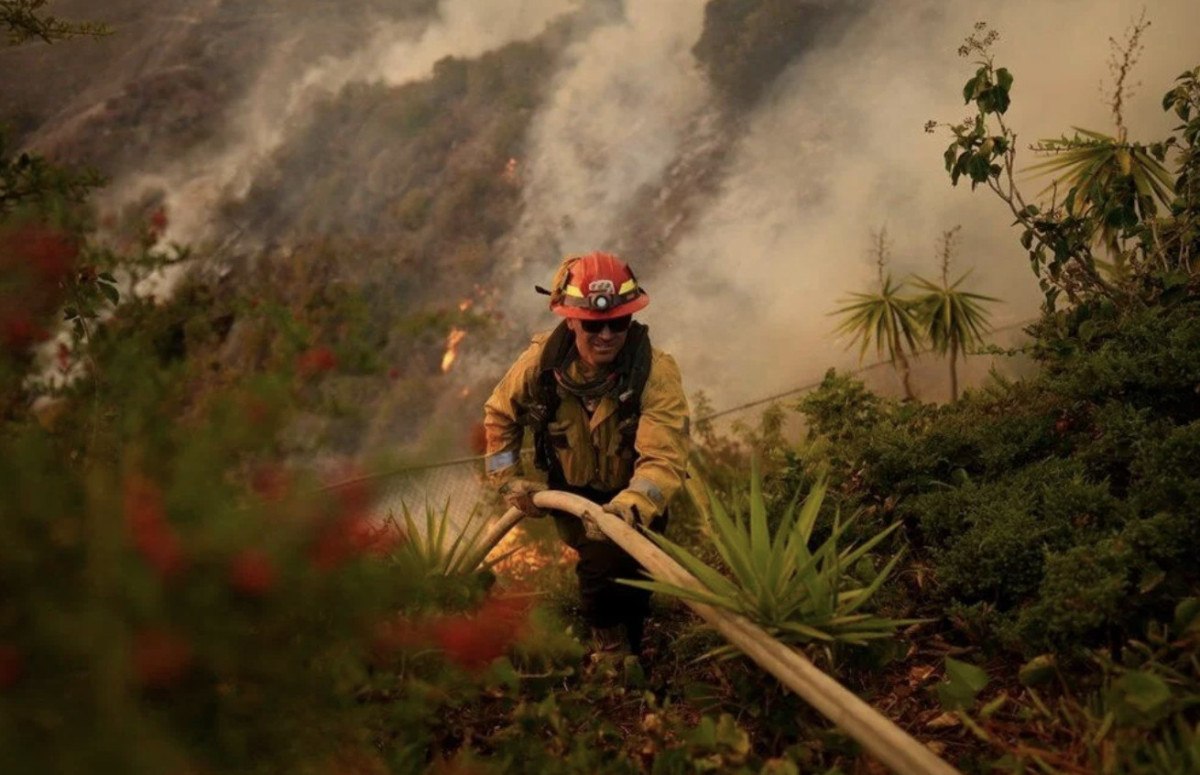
[
  {"xmin": 1028, "ymin": 127, "xmax": 1175, "ymax": 265},
  {"xmin": 833, "ymin": 229, "xmax": 923, "ymax": 400},
  {"xmin": 1025, "ymin": 17, "xmax": 1175, "ymax": 274},
  {"xmin": 912, "ymin": 227, "xmax": 999, "ymax": 401},
  {"xmin": 388, "ymin": 500, "xmax": 516, "ymax": 578},
  {"xmin": 624, "ymin": 466, "xmax": 915, "ymax": 665}
]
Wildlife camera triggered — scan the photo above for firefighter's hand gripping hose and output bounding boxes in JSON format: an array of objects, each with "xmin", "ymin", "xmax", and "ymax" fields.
[
  {"xmin": 469, "ymin": 490, "xmax": 960, "ymax": 775},
  {"xmin": 498, "ymin": 478, "xmax": 546, "ymax": 518}
]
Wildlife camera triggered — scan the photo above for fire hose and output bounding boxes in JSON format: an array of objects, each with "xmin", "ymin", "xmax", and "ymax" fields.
[{"xmin": 465, "ymin": 490, "xmax": 960, "ymax": 775}]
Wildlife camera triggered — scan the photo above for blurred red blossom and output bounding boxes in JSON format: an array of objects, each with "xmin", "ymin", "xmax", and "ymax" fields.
[
  {"xmin": 132, "ymin": 628, "xmax": 193, "ymax": 689},
  {"xmin": 297, "ymin": 346, "xmax": 337, "ymax": 377},
  {"xmin": 307, "ymin": 476, "xmax": 378, "ymax": 569},
  {"xmin": 1, "ymin": 223, "xmax": 78, "ymax": 354},
  {"xmin": 370, "ymin": 616, "xmax": 433, "ymax": 663},
  {"xmin": 229, "ymin": 549, "xmax": 278, "ymax": 597},
  {"xmin": 1, "ymin": 312, "xmax": 49, "ymax": 352},
  {"xmin": 250, "ymin": 462, "xmax": 290, "ymax": 501},
  {"xmin": 2, "ymin": 223, "xmax": 78, "ymax": 283},
  {"xmin": 148, "ymin": 207, "xmax": 169, "ymax": 234},
  {"xmin": 0, "ymin": 644, "xmax": 23, "ymax": 690},
  {"xmin": 322, "ymin": 747, "xmax": 391, "ymax": 775},
  {"xmin": 123, "ymin": 473, "xmax": 187, "ymax": 580},
  {"xmin": 56, "ymin": 341, "xmax": 71, "ymax": 372},
  {"xmin": 371, "ymin": 595, "xmax": 531, "ymax": 672},
  {"xmin": 309, "ymin": 513, "xmax": 397, "ymax": 570},
  {"xmin": 431, "ymin": 595, "xmax": 533, "ymax": 672}
]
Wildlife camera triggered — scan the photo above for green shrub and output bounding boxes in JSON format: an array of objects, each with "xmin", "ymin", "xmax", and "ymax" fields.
[
  {"xmin": 1013, "ymin": 539, "xmax": 1134, "ymax": 653},
  {"xmin": 790, "ymin": 297, "xmax": 1200, "ymax": 655}
]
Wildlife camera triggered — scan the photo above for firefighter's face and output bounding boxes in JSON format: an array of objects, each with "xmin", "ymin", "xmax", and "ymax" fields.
[{"xmin": 568, "ymin": 317, "xmax": 630, "ymax": 368}]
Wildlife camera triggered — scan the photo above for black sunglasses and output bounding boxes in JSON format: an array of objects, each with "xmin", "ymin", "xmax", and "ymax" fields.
[{"xmin": 580, "ymin": 315, "xmax": 632, "ymax": 334}]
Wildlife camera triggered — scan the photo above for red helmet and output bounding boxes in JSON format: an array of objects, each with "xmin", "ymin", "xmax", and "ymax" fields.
[{"xmin": 544, "ymin": 251, "xmax": 650, "ymax": 320}]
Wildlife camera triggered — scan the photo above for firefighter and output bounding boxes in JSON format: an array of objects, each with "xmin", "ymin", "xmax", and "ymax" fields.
[{"xmin": 483, "ymin": 251, "xmax": 689, "ymax": 656}]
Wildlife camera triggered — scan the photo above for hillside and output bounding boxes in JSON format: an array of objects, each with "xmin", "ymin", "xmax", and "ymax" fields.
[{"xmin": 3, "ymin": 2, "xmax": 1200, "ymax": 774}]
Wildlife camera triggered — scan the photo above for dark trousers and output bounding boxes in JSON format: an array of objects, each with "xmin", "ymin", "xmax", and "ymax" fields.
[{"xmin": 548, "ymin": 480, "xmax": 667, "ymax": 654}]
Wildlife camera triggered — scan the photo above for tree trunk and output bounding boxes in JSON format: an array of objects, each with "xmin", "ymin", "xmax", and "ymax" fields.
[
  {"xmin": 894, "ymin": 348, "xmax": 916, "ymax": 401},
  {"xmin": 949, "ymin": 334, "xmax": 959, "ymax": 402}
]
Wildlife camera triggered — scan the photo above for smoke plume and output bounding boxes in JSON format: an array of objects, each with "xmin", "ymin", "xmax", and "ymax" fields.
[{"xmin": 507, "ymin": 0, "xmax": 1198, "ymax": 407}]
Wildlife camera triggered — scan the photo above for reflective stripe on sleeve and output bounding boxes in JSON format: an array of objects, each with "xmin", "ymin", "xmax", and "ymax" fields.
[
  {"xmin": 485, "ymin": 450, "xmax": 518, "ymax": 473},
  {"xmin": 629, "ymin": 477, "xmax": 666, "ymax": 509}
]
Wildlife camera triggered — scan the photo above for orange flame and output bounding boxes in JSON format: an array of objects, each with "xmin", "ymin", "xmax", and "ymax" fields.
[
  {"xmin": 441, "ymin": 327, "xmax": 467, "ymax": 373},
  {"xmin": 458, "ymin": 298, "xmax": 473, "ymax": 312},
  {"xmin": 502, "ymin": 157, "xmax": 519, "ymax": 184}
]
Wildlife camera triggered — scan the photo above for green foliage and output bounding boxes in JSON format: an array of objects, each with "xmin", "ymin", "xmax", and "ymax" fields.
[
  {"xmin": 910, "ymin": 272, "xmax": 996, "ymax": 357},
  {"xmin": 797, "ymin": 369, "xmax": 884, "ymax": 443},
  {"xmin": 832, "ymin": 274, "xmax": 922, "ymax": 366},
  {"xmin": 627, "ymin": 466, "xmax": 912, "ymax": 662},
  {"xmin": 1028, "ymin": 128, "xmax": 1174, "ymax": 249},
  {"xmin": 1, "ymin": 0, "xmax": 109, "ymax": 46},
  {"xmin": 970, "ymin": 609, "xmax": 1200, "ymax": 773},
  {"xmin": 937, "ymin": 656, "xmax": 989, "ymax": 710},
  {"xmin": 793, "ymin": 288, "xmax": 1200, "ymax": 660},
  {"xmin": 933, "ymin": 23, "xmax": 1200, "ymax": 311},
  {"xmin": 389, "ymin": 500, "xmax": 506, "ymax": 580},
  {"xmin": 910, "ymin": 226, "xmax": 1000, "ymax": 400},
  {"xmin": 0, "ymin": 130, "xmax": 104, "ymax": 214},
  {"xmin": 0, "ymin": 333, "xmax": 422, "ymax": 771}
]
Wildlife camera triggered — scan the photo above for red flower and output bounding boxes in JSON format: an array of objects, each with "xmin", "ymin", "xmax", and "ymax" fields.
[
  {"xmin": 309, "ymin": 514, "xmax": 374, "ymax": 570},
  {"xmin": 431, "ymin": 596, "xmax": 532, "ymax": 672},
  {"xmin": 1, "ymin": 312, "xmax": 49, "ymax": 352},
  {"xmin": 3, "ymin": 224, "xmax": 78, "ymax": 283},
  {"xmin": 149, "ymin": 208, "xmax": 169, "ymax": 233},
  {"xmin": 370, "ymin": 616, "xmax": 433, "ymax": 664},
  {"xmin": 0, "ymin": 644, "xmax": 23, "ymax": 690},
  {"xmin": 241, "ymin": 395, "xmax": 273, "ymax": 427},
  {"xmin": 250, "ymin": 463, "xmax": 290, "ymax": 501},
  {"xmin": 56, "ymin": 341, "xmax": 71, "ymax": 372},
  {"xmin": 229, "ymin": 549, "xmax": 278, "ymax": 597},
  {"xmin": 297, "ymin": 346, "xmax": 337, "ymax": 377},
  {"xmin": 388, "ymin": 367, "xmax": 400, "ymax": 380},
  {"xmin": 330, "ymin": 478, "xmax": 371, "ymax": 519},
  {"xmin": 132, "ymin": 628, "xmax": 192, "ymax": 689},
  {"xmin": 123, "ymin": 473, "xmax": 187, "ymax": 580},
  {"xmin": 307, "ymin": 477, "xmax": 398, "ymax": 569}
]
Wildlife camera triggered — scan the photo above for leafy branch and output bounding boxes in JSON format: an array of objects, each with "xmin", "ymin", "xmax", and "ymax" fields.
[
  {"xmin": 931, "ymin": 20, "xmax": 1200, "ymax": 312},
  {"xmin": 1, "ymin": 0, "xmax": 109, "ymax": 46}
]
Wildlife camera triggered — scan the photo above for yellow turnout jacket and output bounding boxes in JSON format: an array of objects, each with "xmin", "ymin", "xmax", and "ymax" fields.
[{"xmin": 483, "ymin": 330, "xmax": 690, "ymax": 522}]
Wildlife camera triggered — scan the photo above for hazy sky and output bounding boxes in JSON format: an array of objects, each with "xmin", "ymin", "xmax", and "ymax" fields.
[{"xmin": 504, "ymin": 0, "xmax": 1198, "ymax": 406}]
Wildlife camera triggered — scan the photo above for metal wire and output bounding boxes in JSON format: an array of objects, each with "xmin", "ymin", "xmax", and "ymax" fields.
[{"xmin": 342, "ymin": 318, "xmax": 1036, "ymax": 507}]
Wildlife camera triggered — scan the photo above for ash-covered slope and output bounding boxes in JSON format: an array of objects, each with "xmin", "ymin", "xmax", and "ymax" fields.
[
  {"xmin": 1, "ymin": 0, "xmax": 440, "ymax": 175},
  {"xmin": 16, "ymin": 0, "xmax": 1180, "ymax": 457}
]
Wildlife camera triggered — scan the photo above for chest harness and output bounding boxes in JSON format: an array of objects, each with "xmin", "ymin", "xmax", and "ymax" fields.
[{"xmin": 524, "ymin": 320, "xmax": 653, "ymax": 485}]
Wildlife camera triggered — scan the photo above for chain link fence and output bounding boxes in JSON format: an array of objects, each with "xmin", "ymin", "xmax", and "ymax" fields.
[
  {"xmin": 367, "ymin": 456, "xmax": 495, "ymax": 538},
  {"xmin": 354, "ymin": 320, "xmax": 1036, "ymax": 532}
]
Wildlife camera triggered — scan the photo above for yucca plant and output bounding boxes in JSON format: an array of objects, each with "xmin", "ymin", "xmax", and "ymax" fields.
[
  {"xmin": 388, "ymin": 499, "xmax": 516, "ymax": 578},
  {"xmin": 833, "ymin": 229, "xmax": 923, "ymax": 400},
  {"xmin": 1028, "ymin": 127, "xmax": 1175, "ymax": 263},
  {"xmin": 625, "ymin": 466, "xmax": 915, "ymax": 663},
  {"xmin": 911, "ymin": 226, "xmax": 998, "ymax": 401}
]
